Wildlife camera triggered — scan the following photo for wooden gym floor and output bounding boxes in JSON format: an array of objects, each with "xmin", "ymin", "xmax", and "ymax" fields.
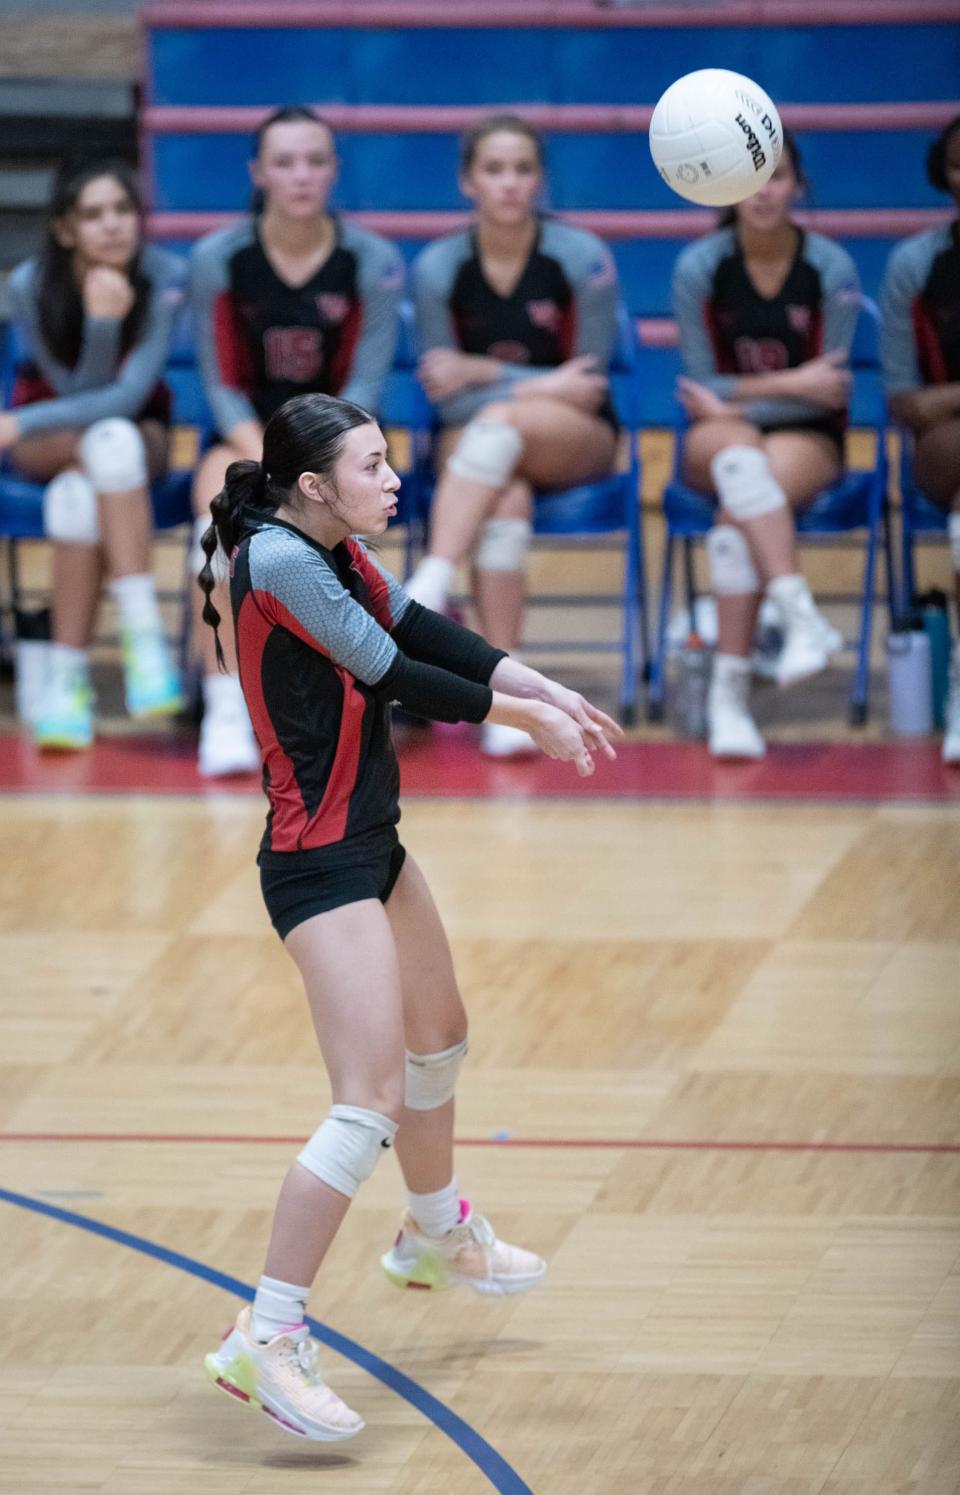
[{"xmin": 1, "ymin": 783, "xmax": 958, "ymax": 1494}]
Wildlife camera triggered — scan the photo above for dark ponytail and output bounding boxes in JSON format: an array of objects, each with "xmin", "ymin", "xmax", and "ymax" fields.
[{"xmin": 198, "ymin": 392, "xmax": 375, "ymax": 670}]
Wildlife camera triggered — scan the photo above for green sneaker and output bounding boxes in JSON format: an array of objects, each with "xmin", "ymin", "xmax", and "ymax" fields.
[
  {"xmin": 34, "ymin": 668, "xmax": 94, "ymax": 751},
  {"xmin": 121, "ymin": 627, "xmax": 183, "ymax": 718}
]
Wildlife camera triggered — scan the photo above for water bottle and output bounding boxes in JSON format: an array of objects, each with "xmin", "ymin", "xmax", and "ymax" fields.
[
  {"xmin": 886, "ymin": 614, "xmax": 933, "ymax": 737},
  {"xmin": 918, "ymin": 589, "xmax": 951, "ymax": 729},
  {"xmin": 675, "ymin": 632, "xmax": 710, "ymax": 739},
  {"xmin": 13, "ymin": 607, "xmax": 51, "ymax": 726}
]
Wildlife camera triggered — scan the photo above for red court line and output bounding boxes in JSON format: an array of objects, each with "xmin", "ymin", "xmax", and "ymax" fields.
[
  {"xmin": 2, "ymin": 733, "xmax": 959, "ymax": 802},
  {"xmin": 143, "ymin": 101, "xmax": 960, "ymax": 135},
  {"xmin": 141, "ymin": 1, "xmax": 960, "ymax": 29},
  {"xmin": 149, "ymin": 207, "xmax": 954, "ymax": 244},
  {"xmin": 2, "ymin": 1133, "xmax": 957, "ymax": 1153}
]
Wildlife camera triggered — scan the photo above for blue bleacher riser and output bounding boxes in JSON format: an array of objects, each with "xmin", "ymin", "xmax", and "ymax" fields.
[
  {"xmin": 153, "ymin": 130, "xmax": 945, "ymax": 214},
  {"xmin": 149, "ymin": 24, "xmax": 960, "ymax": 108},
  {"xmin": 157, "ymin": 235, "xmax": 905, "ymax": 322}
]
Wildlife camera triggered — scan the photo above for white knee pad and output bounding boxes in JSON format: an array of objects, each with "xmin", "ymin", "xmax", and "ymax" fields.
[
  {"xmin": 191, "ymin": 514, "xmax": 230, "ymax": 582},
  {"xmin": 949, "ymin": 511, "xmax": 960, "ymax": 571},
  {"xmin": 448, "ymin": 418, "xmax": 523, "ymax": 487},
  {"xmin": 404, "ymin": 1038, "xmax": 468, "ymax": 1111},
  {"xmin": 296, "ymin": 1105, "xmax": 398, "ymax": 1200},
  {"xmin": 709, "ymin": 445, "xmax": 786, "ymax": 520},
  {"xmin": 474, "ymin": 517, "xmax": 532, "ymax": 573},
  {"xmin": 79, "ymin": 417, "xmax": 147, "ymax": 494},
  {"xmin": 42, "ymin": 470, "xmax": 99, "ymax": 543},
  {"xmin": 706, "ymin": 524, "xmax": 761, "ymax": 596}
]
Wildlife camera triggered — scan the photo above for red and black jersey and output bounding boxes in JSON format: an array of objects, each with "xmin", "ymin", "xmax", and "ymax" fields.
[
  {"xmin": 412, "ymin": 217, "xmax": 620, "ymax": 428},
  {"xmin": 191, "ymin": 217, "xmax": 403, "ymax": 434},
  {"xmin": 704, "ymin": 231, "xmax": 833, "ymax": 377},
  {"xmin": 881, "ymin": 221, "xmax": 960, "ymax": 392},
  {"xmin": 673, "ymin": 225, "xmax": 860, "ymax": 430},
  {"xmin": 230, "ymin": 516, "xmax": 503, "ymax": 856}
]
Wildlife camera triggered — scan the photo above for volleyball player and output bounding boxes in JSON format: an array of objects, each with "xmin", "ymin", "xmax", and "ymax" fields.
[
  {"xmin": 403, "ymin": 114, "xmax": 620, "ymax": 756},
  {"xmin": 189, "ymin": 107, "xmax": 403, "ymax": 775},
  {"xmin": 672, "ymin": 131, "xmax": 860, "ymax": 758},
  {"xmin": 1, "ymin": 158, "xmax": 185, "ymax": 748},
  {"xmin": 197, "ymin": 390, "xmax": 621, "ymax": 1440},
  {"xmin": 881, "ymin": 114, "xmax": 960, "ymax": 763}
]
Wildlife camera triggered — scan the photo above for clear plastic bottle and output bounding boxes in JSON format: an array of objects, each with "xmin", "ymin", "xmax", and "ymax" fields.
[
  {"xmin": 675, "ymin": 631, "xmax": 710, "ymax": 739},
  {"xmin": 886, "ymin": 615, "xmax": 933, "ymax": 737}
]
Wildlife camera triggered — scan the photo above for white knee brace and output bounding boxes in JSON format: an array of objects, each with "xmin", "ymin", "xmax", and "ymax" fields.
[
  {"xmin": 949, "ymin": 511, "xmax": 960, "ymax": 571},
  {"xmin": 296, "ymin": 1105, "xmax": 398, "ymax": 1200},
  {"xmin": 404, "ymin": 1038, "xmax": 468, "ymax": 1111},
  {"xmin": 448, "ymin": 418, "xmax": 523, "ymax": 487},
  {"xmin": 706, "ymin": 525, "xmax": 761, "ymax": 596},
  {"xmin": 190, "ymin": 514, "xmax": 230, "ymax": 582},
  {"xmin": 475, "ymin": 517, "xmax": 532, "ymax": 573},
  {"xmin": 79, "ymin": 417, "xmax": 147, "ymax": 494},
  {"xmin": 709, "ymin": 445, "xmax": 786, "ymax": 520},
  {"xmin": 42, "ymin": 469, "xmax": 99, "ymax": 543}
]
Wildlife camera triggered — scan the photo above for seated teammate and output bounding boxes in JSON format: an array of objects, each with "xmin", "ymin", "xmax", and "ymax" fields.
[
  {"xmin": 189, "ymin": 106, "xmax": 403, "ymax": 774},
  {"xmin": 404, "ymin": 114, "xmax": 621, "ymax": 756},
  {"xmin": 881, "ymin": 113, "xmax": 960, "ymax": 764},
  {"xmin": 0, "ymin": 157, "xmax": 185, "ymax": 748},
  {"xmin": 672, "ymin": 131, "xmax": 860, "ymax": 758}
]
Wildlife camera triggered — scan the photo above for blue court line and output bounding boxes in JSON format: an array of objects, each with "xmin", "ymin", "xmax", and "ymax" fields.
[{"xmin": 0, "ymin": 1185, "xmax": 534, "ymax": 1495}]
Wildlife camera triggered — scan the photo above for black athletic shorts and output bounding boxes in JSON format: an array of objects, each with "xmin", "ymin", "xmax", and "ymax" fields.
[
  {"xmin": 758, "ymin": 416, "xmax": 845, "ymax": 454},
  {"xmin": 258, "ymin": 827, "xmax": 406, "ymax": 940}
]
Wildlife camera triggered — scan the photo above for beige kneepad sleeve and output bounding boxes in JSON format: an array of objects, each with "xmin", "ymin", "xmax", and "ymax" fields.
[
  {"xmin": 709, "ymin": 445, "xmax": 785, "ymax": 520},
  {"xmin": 448, "ymin": 419, "xmax": 523, "ymax": 487}
]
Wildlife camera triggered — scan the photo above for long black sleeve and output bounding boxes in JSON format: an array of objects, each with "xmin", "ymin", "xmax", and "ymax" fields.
[
  {"xmin": 373, "ymin": 652, "xmax": 493, "ymax": 724},
  {"xmin": 392, "ymin": 600, "xmax": 506, "ymax": 685}
]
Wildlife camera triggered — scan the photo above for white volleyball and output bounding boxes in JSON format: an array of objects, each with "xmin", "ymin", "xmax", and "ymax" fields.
[{"xmin": 649, "ymin": 68, "xmax": 783, "ymax": 207}]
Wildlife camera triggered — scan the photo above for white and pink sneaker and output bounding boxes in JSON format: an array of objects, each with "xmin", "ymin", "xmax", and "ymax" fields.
[
  {"xmin": 204, "ymin": 1306, "xmax": 363, "ymax": 1441},
  {"xmin": 380, "ymin": 1198, "xmax": 546, "ymax": 1296}
]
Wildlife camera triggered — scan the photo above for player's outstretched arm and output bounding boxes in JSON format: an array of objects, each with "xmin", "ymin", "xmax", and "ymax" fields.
[{"xmin": 489, "ymin": 656, "xmax": 623, "ymax": 764}]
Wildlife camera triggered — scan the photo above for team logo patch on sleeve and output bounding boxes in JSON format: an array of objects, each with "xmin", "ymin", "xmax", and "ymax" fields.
[{"xmin": 587, "ymin": 252, "xmax": 617, "ymax": 287}]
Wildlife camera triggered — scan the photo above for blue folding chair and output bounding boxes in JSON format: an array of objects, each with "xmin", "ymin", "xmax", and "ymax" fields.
[
  {"xmin": 647, "ymin": 297, "xmax": 894, "ymax": 726},
  {"xmin": 418, "ymin": 304, "xmax": 648, "ymax": 724},
  {"xmin": 898, "ymin": 431, "xmax": 949, "ymax": 610}
]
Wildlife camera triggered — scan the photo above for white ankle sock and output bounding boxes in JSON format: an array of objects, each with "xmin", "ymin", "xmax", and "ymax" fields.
[
  {"xmin": 406, "ymin": 556, "xmax": 455, "ymax": 612},
  {"xmin": 47, "ymin": 643, "xmax": 89, "ymax": 686},
  {"xmin": 712, "ymin": 651, "xmax": 750, "ymax": 682},
  {"xmin": 203, "ymin": 671, "xmax": 246, "ymax": 718},
  {"xmin": 408, "ymin": 1178, "xmax": 461, "ymax": 1238},
  {"xmin": 111, "ymin": 573, "xmax": 162, "ymax": 632},
  {"xmin": 766, "ymin": 573, "xmax": 809, "ymax": 609},
  {"xmin": 250, "ymin": 1274, "xmax": 310, "ymax": 1343}
]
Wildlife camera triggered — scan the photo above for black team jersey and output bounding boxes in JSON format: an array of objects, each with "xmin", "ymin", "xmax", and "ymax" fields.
[
  {"xmin": 673, "ymin": 225, "xmax": 859, "ymax": 430},
  {"xmin": 412, "ymin": 217, "xmax": 620, "ymax": 429},
  {"xmin": 881, "ymin": 221, "xmax": 960, "ymax": 394},
  {"xmin": 230, "ymin": 515, "xmax": 504, "ymax": 856},
  {"xmin": 191, "ymin": 217, "xmax": 403, "ymax": 435}
]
